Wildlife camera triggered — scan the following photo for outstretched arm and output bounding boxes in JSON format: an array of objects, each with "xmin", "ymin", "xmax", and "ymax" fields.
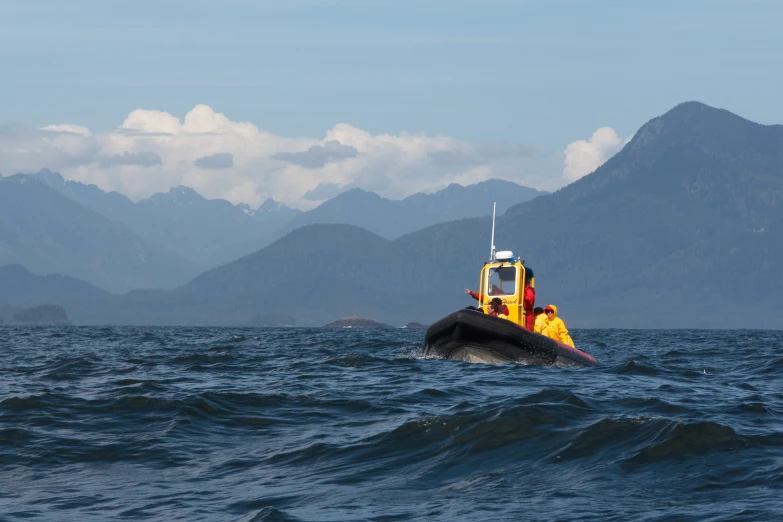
[{"xmin": 465, "ymin": 289, "xmax": 483, "ymax": 301}]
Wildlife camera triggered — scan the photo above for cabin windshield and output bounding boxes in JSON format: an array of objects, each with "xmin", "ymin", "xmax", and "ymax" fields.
[{"xmin": 486, "ymin": 266, "xmax": 517, "ymax": 296}]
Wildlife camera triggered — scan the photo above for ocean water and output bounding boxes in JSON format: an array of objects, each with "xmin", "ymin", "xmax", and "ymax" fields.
[{"xmin": 0, "ymin": 327, "xmax": 781, "ymax": 521}]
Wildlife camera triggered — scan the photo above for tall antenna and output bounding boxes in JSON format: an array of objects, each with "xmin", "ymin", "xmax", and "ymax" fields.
[{"xmin": 489, "ymin": 201, "xmax": 496, "ymax": 262}]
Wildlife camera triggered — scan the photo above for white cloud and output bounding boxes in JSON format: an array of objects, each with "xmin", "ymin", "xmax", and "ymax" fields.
[
  {"xmin": 0, "ymin": 125, "xmax": 100, "ymax": 172},
  {"xmin": 562, "ymin": 127, "xmax": 628, "ymax": 182},
  {"xmin": 40, "ymin": 124, "xmax": 92, "ymax": 136},
  {"xmin": 0, "ymin": 104, "xmax": 568, "ymax": 209}
]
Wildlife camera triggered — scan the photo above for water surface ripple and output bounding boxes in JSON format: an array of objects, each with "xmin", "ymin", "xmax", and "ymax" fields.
[{"xmin": 1, "ymin": 327, "xmax": 781, "ymax": 521}]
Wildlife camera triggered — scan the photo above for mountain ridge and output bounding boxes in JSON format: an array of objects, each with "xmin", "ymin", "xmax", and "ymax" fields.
[
  {"xmin": 0, "ymin": 264, "xmax": 108, "ymax": 304},
  {"xmin": 24, "ymin": 170, "xmax": 543, "ymax": 266},
  {"xmin": 31, "ymin": 171, "xmax": 301, "ymax": 267},
  {"xmin": 282, "ymin": 179, "xmax": 544, "ymax": 239},
  {"xmin": 0, "ymin": 176, "xmax": 202, "ymax": 293}
]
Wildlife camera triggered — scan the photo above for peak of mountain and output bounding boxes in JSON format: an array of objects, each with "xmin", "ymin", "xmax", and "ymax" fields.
[
  {"xmin": 140, "ymin": 185, "xmax": 224, "ymax": 210},
  {"xmin": 134, "ymin": 188, "xmax": 270, "ymax": 266},
  {"xmin": 508, "ymin": 102, "xmax": 783, "ymax": 215},
  {"xmin": 184, "ymin": 223, "xmax": 388, "ymax": 297},
  {"xmin": 258, "ymin": 198, "xmax": 297, "ymax": 212},
  {"xmin": 289, "ymin": 187, "xmax": 385, "ymax": 212},
  {"xmin": 339, "ymin": 187, "xmax": 385, "ymax": 199},
  {"xmin": 238, "ymin": 198, "xmax": 301, "ymax": 217},
  {"xmin": 171, "ymin": 185, "xmax": 198, "ymax": 195},
  {"xmin": 29, "ymin": 169, "xmax": 140, "ymax": 228},
  {"xmin": 145, "ymin": 185, "xmax": 204, "ymax": 205},
  {"xmin": 33, "ymin": 168, "xmax": 65, "ymax": 185},
  {"xmin": 658, "ymin": 101, "xmax": 752, "ymax": 125},
  {"xmin": 432, "ymin": 179, "xmax": 542, "ymax": 197},
  {"xmin": 31, "ymin": 168, "xmax": 130, "ymax": 202},
  {"xmin": 629, "ymin": 100, "xmax": 780, "ymax": 154}
]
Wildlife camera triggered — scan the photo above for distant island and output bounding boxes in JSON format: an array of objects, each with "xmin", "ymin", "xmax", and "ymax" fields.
[
  {"xmin": 324, "ymin": 316, "xmax": 393, "ymax": 328},
  {"xmin": 0, "ymin": 304, "xmax": 71, "ymax": 326},
  {"xmin": 402, "ymin": 322, "xmax": 428, "ymax": 329}
]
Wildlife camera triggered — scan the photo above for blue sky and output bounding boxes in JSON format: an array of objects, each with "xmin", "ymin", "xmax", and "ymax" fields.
[
  {"xmin": 1, "ymin": 0, "xmax": 781, "ymax": 206},
  {"xmin": 3, "ymin": 0, "xmax": 782, "ymax": 143}
]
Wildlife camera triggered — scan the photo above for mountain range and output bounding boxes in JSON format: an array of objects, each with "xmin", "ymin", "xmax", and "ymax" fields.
[
  {"xmin": 17, "ymin": 171, "xmax": 542, "ymax": 279},
  {"xmin": 3, "ymin": 101, "xmax": 781, "ymax": 328},
  {"xmin": 280, "ymin": 181, "xmax": 545, "ymax": 239},
  {"xmin": 33, "ymin": 171, "xmax": 301, "ymax": 267},
  {"xmin": 0, "ymin": 176, "xmax": 201, "ymax": 293}
]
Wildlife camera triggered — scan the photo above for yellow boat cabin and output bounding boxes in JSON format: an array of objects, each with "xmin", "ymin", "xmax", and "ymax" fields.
[{"xmin": 476, "ymin": 250, "xmax": 533, "ymax": 327}]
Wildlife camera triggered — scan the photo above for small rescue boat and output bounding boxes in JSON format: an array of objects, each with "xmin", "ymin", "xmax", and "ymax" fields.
[
  {"xmin": 422, "ymin": 203, "xmax": 598, "ymax": 367},
  {"xmin": 423, "ymin": 309, "xmax": 597, "ymax": 366}
]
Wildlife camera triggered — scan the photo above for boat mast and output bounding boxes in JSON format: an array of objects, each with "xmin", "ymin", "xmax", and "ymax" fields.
[{"xmin": 489, "ymin": 201, "xmax": 496, "ymax": 262}]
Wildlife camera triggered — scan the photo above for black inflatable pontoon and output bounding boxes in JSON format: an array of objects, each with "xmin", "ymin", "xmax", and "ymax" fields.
[{"xmin": 423, "ymin": 310, "xmax": 597, "ymax": 367}]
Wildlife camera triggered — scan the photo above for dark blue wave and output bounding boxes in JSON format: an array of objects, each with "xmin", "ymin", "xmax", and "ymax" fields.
[{"xmin": 0, "ymin": 326, "xmax": 781, "ymax": 520}]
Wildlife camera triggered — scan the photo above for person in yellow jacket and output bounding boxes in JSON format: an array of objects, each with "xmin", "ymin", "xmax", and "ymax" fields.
[
  {"xmin": 533, "ymin": 307, "xmax": 548, "ymax": 333},
  {"xmin": 542, "ymin": 305, "xmax": 574, "ymax": 348}
]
